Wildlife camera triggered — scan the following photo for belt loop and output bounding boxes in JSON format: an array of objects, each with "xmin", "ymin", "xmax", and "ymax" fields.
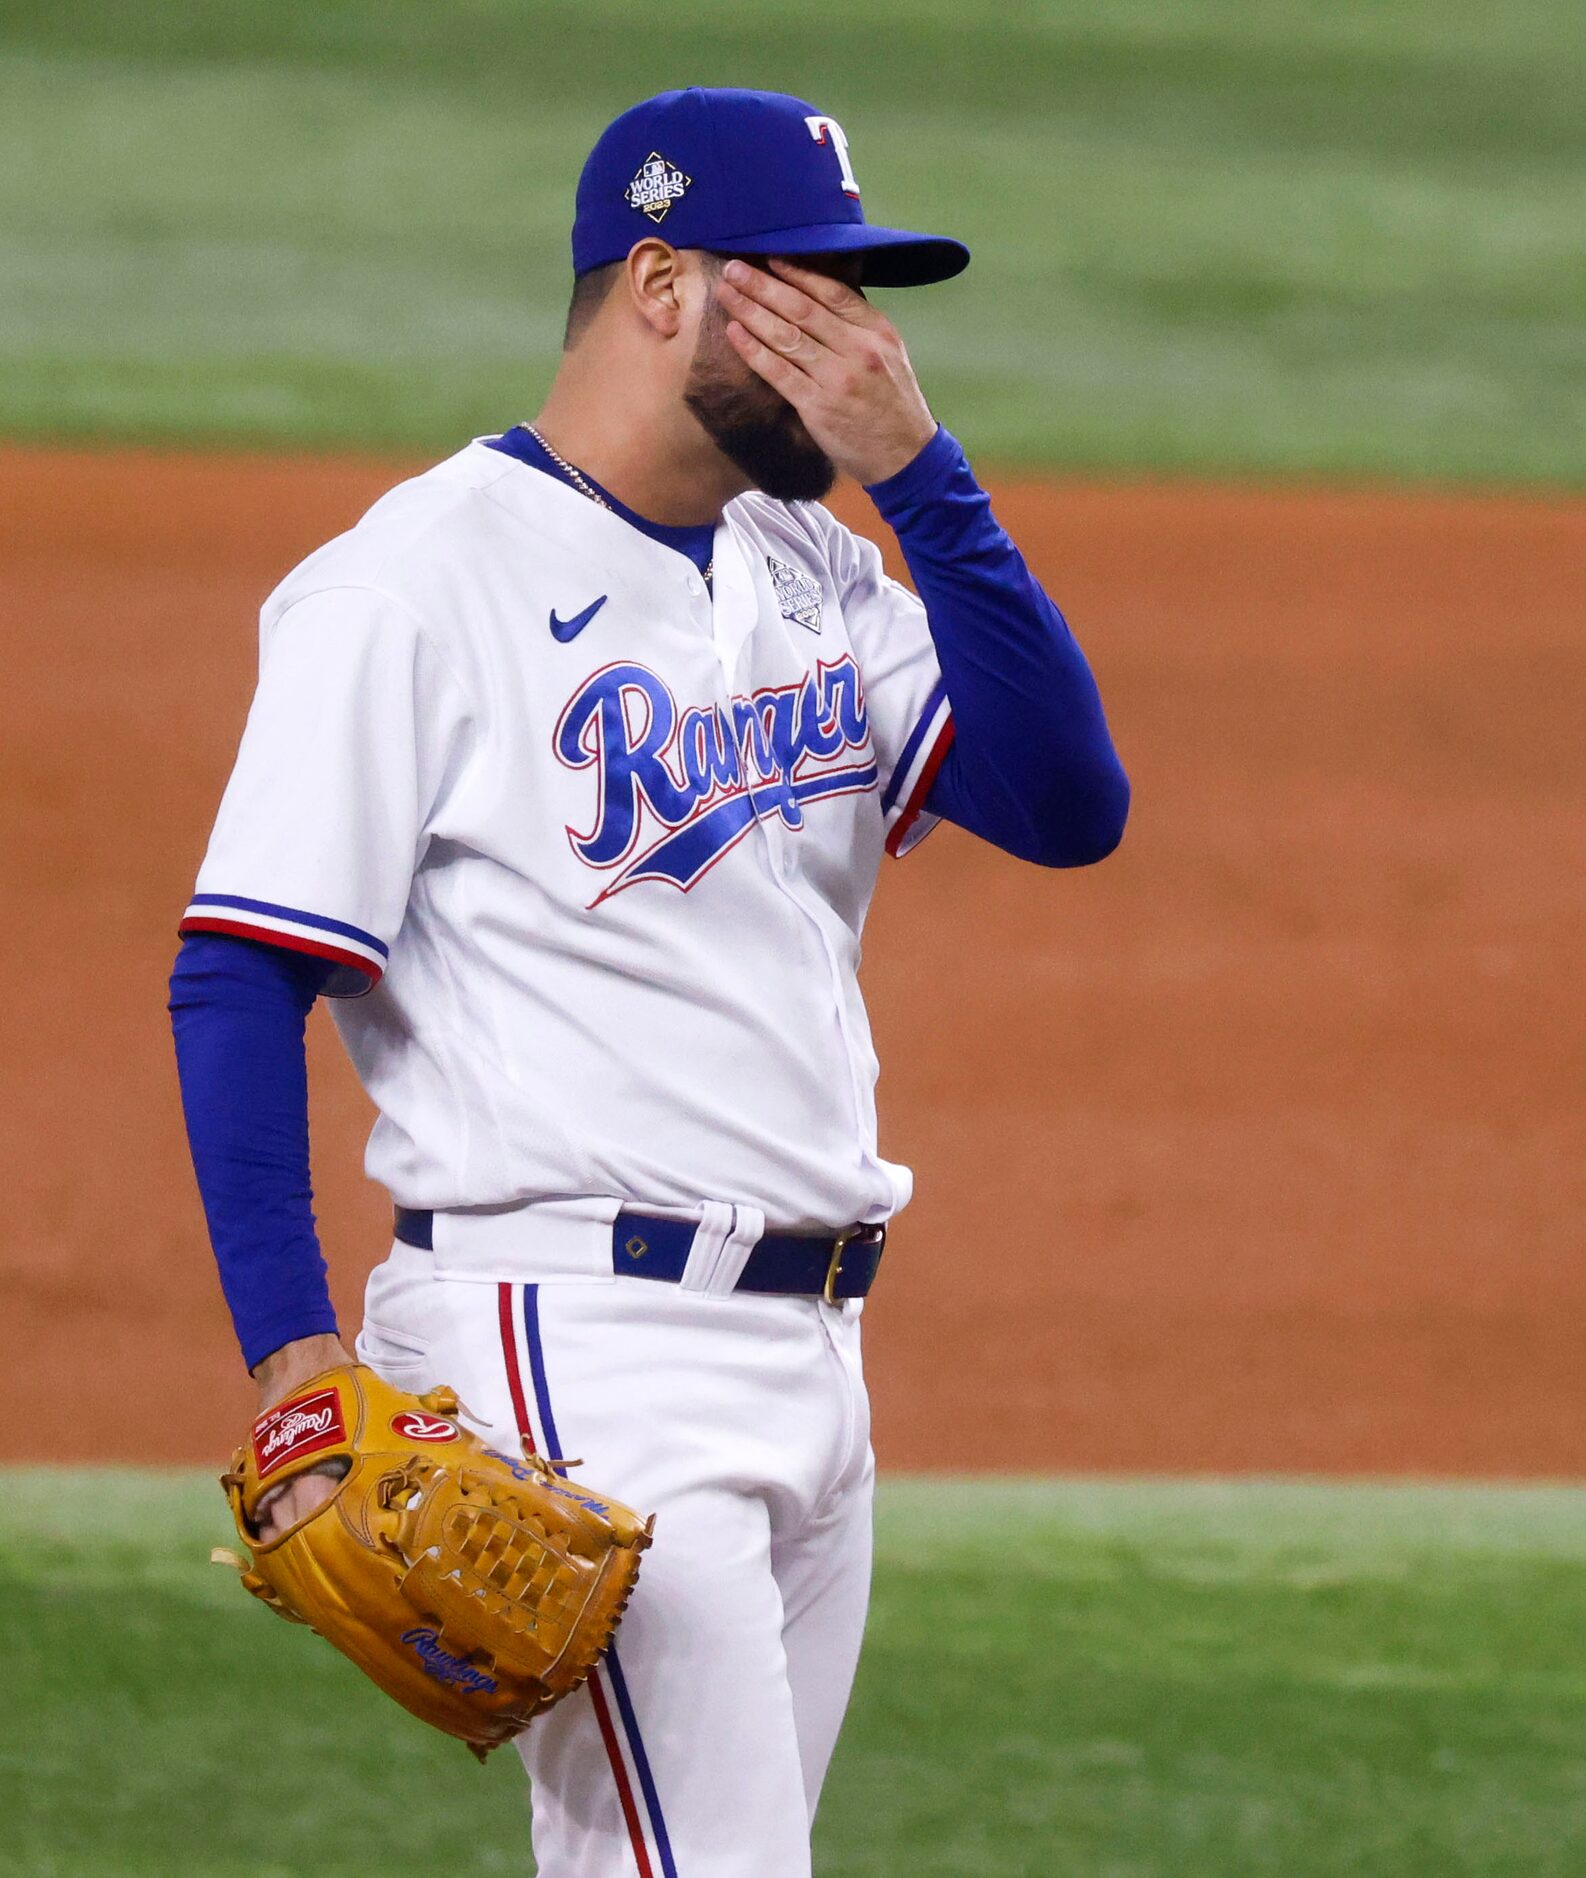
[
  {"xmin": 680, "ymin": 1202, "xmax": 763, "ymax": 1295},
  {"xmin": 718, "ymin": 1204, "xmax": 763, "ymax": 1293},
  {"xmin": 677, "ymin": 1202, "xmax": 732, "ymax": 1293}
]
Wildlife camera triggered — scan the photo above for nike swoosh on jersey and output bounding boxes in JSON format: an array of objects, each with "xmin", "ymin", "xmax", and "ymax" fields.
[{"xmin": 549, "ymin": 595, "xmax": 609, "ymax": 642}]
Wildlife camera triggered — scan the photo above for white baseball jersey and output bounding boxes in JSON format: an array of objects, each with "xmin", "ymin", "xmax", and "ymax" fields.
[{"xmin": 181, "ymin": 441, "xmax": 953, "ymax": 1235}]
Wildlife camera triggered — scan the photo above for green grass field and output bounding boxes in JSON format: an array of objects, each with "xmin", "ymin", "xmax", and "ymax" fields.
[
  {"xmin": 6, "ymin": 1472, "xmax": 1586, "ymax": 1876},
  {"xmin": 2, "ymin": 0, "xmax": 1584, "ymax": 481}
]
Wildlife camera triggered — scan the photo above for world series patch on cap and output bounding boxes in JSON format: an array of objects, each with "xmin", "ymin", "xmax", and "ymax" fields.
[
  {"xmin": 573, "ymin": 87, "xmax": 970, "ymax": 287},
  {"xmin": 624, "ymin": 152, "xmax": 692, "ymax": 223}
]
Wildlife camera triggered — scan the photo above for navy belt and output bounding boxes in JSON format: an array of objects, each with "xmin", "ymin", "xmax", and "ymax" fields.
[{"xmin": 393, "ymin": 1207, "xmax": 885, "ymax": 1303}]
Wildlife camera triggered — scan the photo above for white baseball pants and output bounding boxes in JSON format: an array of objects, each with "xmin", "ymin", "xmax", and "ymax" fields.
[{"xmin": 356, "ymin": 1240, "xmax": 875, "ymax": 1877}]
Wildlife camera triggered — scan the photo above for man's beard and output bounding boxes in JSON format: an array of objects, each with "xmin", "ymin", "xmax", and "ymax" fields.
[{"xmin": 683, "ymin": 303, "xmax": 836, "ymax": 503}]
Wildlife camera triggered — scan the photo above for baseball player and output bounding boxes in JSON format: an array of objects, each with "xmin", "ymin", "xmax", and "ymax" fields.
[{"xmin": 171, "ymin": 87, "xmax": 1128, "ymax": 1876}]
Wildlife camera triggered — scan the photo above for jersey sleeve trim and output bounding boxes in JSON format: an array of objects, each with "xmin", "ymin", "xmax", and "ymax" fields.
[
  {"xmin": 179, "ymin": 894, "xmax": 387, "ymax": 992},
  {"xmin": 885, "ymin": 716, "xmax": 955, "ymax": 857},
  {"xmin": 881, "ymin": 682, "xmax": 954, "ymax": 857},
  {"xmin": 879, "ymin": 677, "xmax": 947, "ymax": 816}
]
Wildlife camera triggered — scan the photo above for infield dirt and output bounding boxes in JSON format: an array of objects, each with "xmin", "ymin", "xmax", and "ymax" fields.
[{"xmin": 4, "ymin": 445, "xmax": 1581, "ymax": 1474}]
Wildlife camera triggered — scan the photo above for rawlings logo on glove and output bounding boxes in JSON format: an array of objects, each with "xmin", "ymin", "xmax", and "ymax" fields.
[
  {"xmin": 253, "ymin": 1388, "xmax": 346, "ymax": 1479},
  {"xmin": 389, "ymin": 1410, "xmax": 460, "ymax": 1443},
  {"xmin": 402, "ymin": 1627, "xmax": 501, "ymax": 1692},
  {"xmin": 216, "ymin": 1364, "xmax": 654, "ymax": 1758}
]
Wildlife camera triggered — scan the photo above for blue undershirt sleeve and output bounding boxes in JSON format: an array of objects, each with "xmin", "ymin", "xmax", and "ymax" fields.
[
  {"xmin": 864, "ymin": 426, "xmax": 1130, "ymax": 867},
  {"xmin": 168, "ymin": 930, "xmax": 339, "ymax": 1372}
]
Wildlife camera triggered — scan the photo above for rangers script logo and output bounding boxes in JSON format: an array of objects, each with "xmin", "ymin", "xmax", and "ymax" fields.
[
  {"xmin": 624, "ymin": 151, "xmax": 691, "ymax": 223},
  {"xmin": 252, "ymin": 1386, "xmax": 346, "ymax": 1482},
  {"xmin": 555, "ymin": 655, "xmax": 874, "ymax": 903}
]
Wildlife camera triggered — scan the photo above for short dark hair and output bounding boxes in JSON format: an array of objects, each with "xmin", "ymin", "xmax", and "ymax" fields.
[{"xmin": 564, "ymin": 263, "xmax": 620, "ymax": 348}]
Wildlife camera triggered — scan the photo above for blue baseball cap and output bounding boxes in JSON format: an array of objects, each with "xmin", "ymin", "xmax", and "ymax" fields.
[{"xmin": 572, "ymin": 88, "xmax": 970, "ymax": 289}]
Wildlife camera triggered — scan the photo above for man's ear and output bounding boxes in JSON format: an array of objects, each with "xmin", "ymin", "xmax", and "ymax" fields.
[{"xmin": 624, "ymin": 239, "xmax": 686, "ymax": 338}]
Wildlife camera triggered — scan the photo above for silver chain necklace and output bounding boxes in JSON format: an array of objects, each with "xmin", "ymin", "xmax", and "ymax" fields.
[{"xmin": 523, "ymin": 423, "xmax": 713, "ymax": 585}]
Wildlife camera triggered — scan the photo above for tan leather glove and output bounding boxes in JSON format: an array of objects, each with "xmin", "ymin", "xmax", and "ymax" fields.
[{"xmin": 216, "ymin": 1363, "xmax": 652, "ymax": 1758}]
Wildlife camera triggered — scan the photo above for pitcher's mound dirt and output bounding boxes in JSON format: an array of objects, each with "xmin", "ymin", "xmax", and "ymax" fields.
[{"xmin": 3, "ymin": 444, "xmax": 1582, "ymax": 1474}]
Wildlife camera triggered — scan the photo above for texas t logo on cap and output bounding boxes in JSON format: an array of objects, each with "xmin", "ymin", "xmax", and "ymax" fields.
[
  {"xmin": 804, "ymin": 115, "xmax": 860, "ymax": 198},
  {"xmin": 573, "ymin": 87, "xmax": 969, "ymax": 289}
]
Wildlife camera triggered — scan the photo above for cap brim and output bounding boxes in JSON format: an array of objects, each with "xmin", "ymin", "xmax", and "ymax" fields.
[{"xmin": 708, "ymin": 222, "xmax": 969, "ymax": 288}]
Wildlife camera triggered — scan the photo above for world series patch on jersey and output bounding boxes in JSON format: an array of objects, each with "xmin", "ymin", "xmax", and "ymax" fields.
[
  {"xmin": 181, "ymin": 441, "xmax": 954, "ymax": 1242},
  {"xmin": 767, "ymin": 554, "xmax": 824, "ymax": 633}
]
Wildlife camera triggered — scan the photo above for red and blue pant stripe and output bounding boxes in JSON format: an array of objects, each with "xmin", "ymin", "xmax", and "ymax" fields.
[{"xmin": 497, "ymin": 1283, "xmax": 679, "ymax": 1878}]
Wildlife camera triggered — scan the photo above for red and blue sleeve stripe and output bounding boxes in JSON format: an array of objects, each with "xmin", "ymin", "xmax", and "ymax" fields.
[
  {"xmin": 880, "ymin": 678, "xmax": 955, "ymax": 857},
  {"xmin": 179, "ymin": 893, "xmax": 388, "ymax": 991}
]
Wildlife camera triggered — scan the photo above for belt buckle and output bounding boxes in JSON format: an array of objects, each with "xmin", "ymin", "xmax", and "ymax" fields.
[
  {"xmin": 822, "ymin": 1223, "xmax": 882, "ymax": 1305},
  {"xmin": 822, "ymin": 1230, "xmax": 854, "ymax": 1306}
]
